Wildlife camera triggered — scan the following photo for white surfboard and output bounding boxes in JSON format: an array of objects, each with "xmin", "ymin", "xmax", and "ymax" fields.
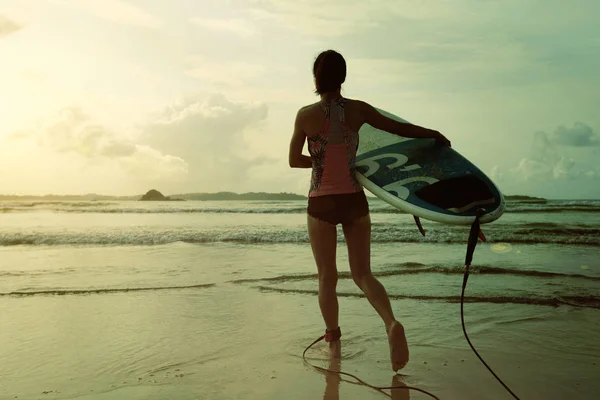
[{"xmin": 355, "ymin": 108, "xmax": 505, "ymax": 225}]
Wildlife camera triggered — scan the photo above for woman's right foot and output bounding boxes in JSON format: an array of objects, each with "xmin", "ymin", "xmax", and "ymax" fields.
[{"xmin": 387, "ymin": 320, "xmax": 409, "ymax": 372}]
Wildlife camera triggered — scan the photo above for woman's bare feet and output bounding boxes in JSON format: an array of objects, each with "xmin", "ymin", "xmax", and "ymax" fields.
[{"xmin": 387, "ymin": 320, "xmax": 409, "ymax": 372}]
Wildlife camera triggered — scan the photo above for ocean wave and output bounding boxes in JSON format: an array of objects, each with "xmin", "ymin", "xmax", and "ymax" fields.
[
  {"xmin": 0, "ymin": 269, "xmax": 76, "ymax": 277},
  {"xmin": 1, "ymin": 225, "xmax": 599, "ymax": 247},
  {"xmin": 229, "ymin": 264, "xmax": 599, "ymax": 284},
  {"xmin": 256, "ymin": 286, "xmax": 600, "ymax": 309},
  {"xmin": 507, "ymin": 206, "xmax": 600, "ymax": 213},
  {"xmin": 512, "ymin": 227, "xmax": 600, "ymax": 236},
  {"xmin": 2, "ymin": 200, "xmax": 600, "ymax": 214},
  {"xmin": 1, "ymin": 201, "xmax": 113, "ymax": 208},
  {"xmin": 0, "ymin": 283, "xmax": 215, "ymax": 297},
  {"xmin": 0, "ymin": 206, "xmax": 308, "ymax": 214}
]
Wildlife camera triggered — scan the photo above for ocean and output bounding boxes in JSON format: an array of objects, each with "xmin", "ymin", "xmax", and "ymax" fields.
[{"xmin": 1, "ymin": 197, "xmax": 599, "ymax": 400}]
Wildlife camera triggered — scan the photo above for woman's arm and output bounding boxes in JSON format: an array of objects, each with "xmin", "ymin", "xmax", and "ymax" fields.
[
  {"xmin": 289, "ymin": 109, "xmax": 314, "ymax": 168},
  {"xmin": 359, "ymin": 101, "xmax": 451, "ymax": 147}
]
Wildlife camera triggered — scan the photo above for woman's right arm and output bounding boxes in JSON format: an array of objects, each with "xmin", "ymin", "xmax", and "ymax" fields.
[{"xmin": 359, "ymin": 101, "xmax": 451, "ymax": 147}]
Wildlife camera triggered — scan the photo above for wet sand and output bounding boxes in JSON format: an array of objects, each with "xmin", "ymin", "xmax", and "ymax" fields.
[{"xmin": 1, "ymin": 283, "xmax": 598, "ymax": 400}]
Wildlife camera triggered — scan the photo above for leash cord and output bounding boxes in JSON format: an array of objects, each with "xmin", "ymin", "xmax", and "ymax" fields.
[{"xmin": 461, "ymin": 267, "xmax": 521, "ymax": 400}]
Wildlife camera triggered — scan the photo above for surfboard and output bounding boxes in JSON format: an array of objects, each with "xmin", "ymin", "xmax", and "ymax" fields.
[{"xmin": 355, "ymin": 108, "xmax": 505, "ymax": 225}]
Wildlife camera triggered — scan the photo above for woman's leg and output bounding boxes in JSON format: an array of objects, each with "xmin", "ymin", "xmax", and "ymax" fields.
[
  {"xmin": 307, "ymin": 214, "xmax": 340, "ymax": 353},
  {"xmin": 341, "ymin": 213, "xmax": 409, "ymax": 371}
]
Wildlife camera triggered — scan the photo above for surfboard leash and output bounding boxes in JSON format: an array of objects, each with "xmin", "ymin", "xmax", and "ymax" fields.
[{"xmin": 461, "ymin": 210, "xmax": 521, "ymax": 400}]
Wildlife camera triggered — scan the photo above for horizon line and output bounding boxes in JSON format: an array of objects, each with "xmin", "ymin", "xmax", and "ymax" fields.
[{"xmin": 0, "ymin": 191, "xmax": 585, "ymax": 201}]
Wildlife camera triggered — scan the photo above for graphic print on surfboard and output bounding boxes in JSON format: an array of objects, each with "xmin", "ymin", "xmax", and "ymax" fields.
[{"xmin": 355, "ymin": 109, "xmax": 505, "ymax": 225}]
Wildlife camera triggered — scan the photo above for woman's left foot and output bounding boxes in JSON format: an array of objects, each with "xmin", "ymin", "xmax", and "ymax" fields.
[{"xmin": 387, "ymin": 320, "xmax": 409, "ymax": 371}]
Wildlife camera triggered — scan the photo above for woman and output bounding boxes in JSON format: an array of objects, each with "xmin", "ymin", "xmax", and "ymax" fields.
[{"xmin": 288, "ymin": 49, "xmax": 451, "ymax": 372}]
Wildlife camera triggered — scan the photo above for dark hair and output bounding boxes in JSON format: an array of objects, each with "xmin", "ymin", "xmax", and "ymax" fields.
[{"xmin": 313, "ymin": 50, "xmax": 346, "ymax": 95}]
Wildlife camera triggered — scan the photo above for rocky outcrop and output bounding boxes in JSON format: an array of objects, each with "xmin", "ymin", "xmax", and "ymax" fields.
[{"xmin": 139, "ymin": 189, "xmax": 183, "ymax": 201}]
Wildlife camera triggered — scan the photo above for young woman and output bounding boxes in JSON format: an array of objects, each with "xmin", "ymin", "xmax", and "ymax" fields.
[{"xmin": 288, "ymin": 49, "xmax": 451, "ymax": 372}]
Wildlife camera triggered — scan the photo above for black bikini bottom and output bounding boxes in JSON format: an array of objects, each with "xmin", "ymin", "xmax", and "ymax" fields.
[{"xmin": 307, "ymin": 191, "xmax": 369, "ymax": 225}]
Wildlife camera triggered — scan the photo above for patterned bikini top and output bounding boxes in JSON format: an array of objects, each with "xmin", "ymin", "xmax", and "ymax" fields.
[{"xmin": 307, "ymin": 97, "xmax": 362, "ymax": 197}]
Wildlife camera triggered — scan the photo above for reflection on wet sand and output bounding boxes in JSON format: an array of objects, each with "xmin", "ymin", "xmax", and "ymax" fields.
[
  {"xmin": 389, "ymin": 374, "xmax": 410, "ymax": 400},
  {"xmin": 321, "ymin": 349, "xmax": 410, "ymax": 400},
  {"xmin": 322, "ymin": 356, "xmax": 341, "ymax": 400}
]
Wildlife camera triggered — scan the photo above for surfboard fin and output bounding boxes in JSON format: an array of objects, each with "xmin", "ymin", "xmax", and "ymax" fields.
[
  {"xmin": 413, "ymin": 215, "xmax": 426, "ymax": 236},
  {"xmin": 478, "ymin": 229, "xmax": 487, "ymax": 242},
  {"xmin": 464, "ymin": 209, "xmax": 486, "ymax": 267}
]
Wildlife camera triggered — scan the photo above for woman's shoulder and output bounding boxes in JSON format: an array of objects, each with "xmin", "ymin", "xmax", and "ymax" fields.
[
  {"xmin": 296, "ymin": 101, "xmax": 322, "ymax": 120},
  {"xmin": 298, "ymin": 98, "xmax": 365, "ymax": 109},
  {"xmin": 298, "ymin": 101, "xmax": 321, "ymax": 111},
  {"xmin": 343, "ymin": 97, "xmax": 368, "ymax": 107},
  {"xmin": 296, "ymin": 97, "xmax": 370, "ymax": 118}
]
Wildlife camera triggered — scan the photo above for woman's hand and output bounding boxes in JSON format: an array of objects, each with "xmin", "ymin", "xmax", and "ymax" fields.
[{"xmin": 431, "ymin": 130, "xmax": 451, "ymax": 147}]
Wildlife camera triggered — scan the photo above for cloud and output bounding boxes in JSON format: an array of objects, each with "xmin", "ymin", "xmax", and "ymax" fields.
[
  {"xmin": 509, "ymin": 156, "xmax": 578, "ymax": 182},
  {"xmin": 495, "ymin": 123, "xmax": 600, "ymax": 183},
  {"xmin": 118, "ymin": 145, "xmax": 188, "ymax": 180},
  {"xmin": 14, "ymin": 107, "xmax": 188, "ymax": 180},
  {"xmin": 584, "ymin": 169, "xmax": 600, "ymax": 179},
  {"xmin": 141, "ymin": 93, "xmax": 274, "ymax": 192},
  {"xmin": 511, "ymin": 158, "xmax": 553, "ymax": 181},
  {"xmin": 5, "ymin": 92, "xmax": 277, "ymax": 193},
  {"xmin": 489, "ymin": 165, "xmax": 503, "ymax": 183},
  {"xmin": 0, "ymin": 15, "xmax": 21, "ymax": 37},
  {"xmin": 230, "ymin": 0, "xmax": 598, "ymax": 96},
  {"xmin": 190, "ymin": 17, "xmax": 256, "ymax": 37},
  {"xmin": 49, "ymin": 0, "xmax": 162, "ymax": 29},
  {"xmin": 552, "ymin": 157, "xmax": 576, "ymax": 179},
  {"xmin": 550, "ymin": 122, "xmax": 599, "ymax": 147}
]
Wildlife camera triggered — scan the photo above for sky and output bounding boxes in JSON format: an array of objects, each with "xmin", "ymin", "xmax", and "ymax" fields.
[{"xmin": 0, "ymin": 0, "xmax": 599, "ymax": 199}]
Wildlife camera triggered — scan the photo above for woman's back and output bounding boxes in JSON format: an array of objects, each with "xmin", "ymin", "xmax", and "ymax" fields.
[
  {"xmin": 299, "ymin": 97, "xmax": 366, "ymax": 138},
  {"xmin": 303, "ymin": 96, "xmax": 365, "ymax": 197}
]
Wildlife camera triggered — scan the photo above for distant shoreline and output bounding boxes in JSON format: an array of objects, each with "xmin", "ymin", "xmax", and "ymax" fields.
[
  {"xmin": 0, "ymin": 192, "xmax": 307, "ymax": 201},
  {"xmin": 0, "ymin": 192, "xmax": 551, "ymax": 201}
]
